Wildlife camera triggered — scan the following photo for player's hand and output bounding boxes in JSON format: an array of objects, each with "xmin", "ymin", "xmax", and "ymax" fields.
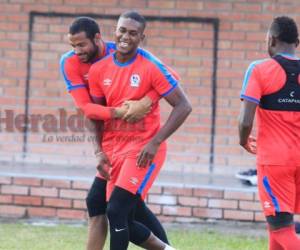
[
  {"xmin": 95, "ymin": 152, "xmax": 112, "ymax": 180},
  {"xmin": 113, "ymin": 104, "xmax": 129, "ymax": 119},
  {"xmin": 137, "ymin": 140, "xmax": 160, "ymax": 168},
  {"xmin": 122, "ymin": 96, "xmax": 152, "ymax": 123},
  {"xmin": 242, "ymin": 135, "xmax": 257, "ymax": 154}
]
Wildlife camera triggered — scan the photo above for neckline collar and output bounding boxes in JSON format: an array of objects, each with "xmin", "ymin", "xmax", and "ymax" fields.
[
  {"xmin": 277, "ymin": 52, "xmax": 299, "ymax": 60},
  {"xmin": 113, "ymin": 51, "xmax": 138, "ymax": 67}
]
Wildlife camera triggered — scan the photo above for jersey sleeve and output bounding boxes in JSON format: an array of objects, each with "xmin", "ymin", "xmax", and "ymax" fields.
[
  {"xmin": 88, "ymin": 63, "xmax": 105, "ymax": 98},
  {"xmin": 145, "ymin": 89, "xmax": 160, "ymax": 103},
  {"xmin": 70, "ymin": 88, "xmax": 112, "ymax": 120},
  {"xmin": 150, "ymin": 60, "xmax": 179, "ymax": 97},
  {"xmin": 240, "ymin": 62, "xmax": 262, "ymax": 104},
  {"xmin": 60, "ymin": 53, "xmax": 87, "ymax": 92}
]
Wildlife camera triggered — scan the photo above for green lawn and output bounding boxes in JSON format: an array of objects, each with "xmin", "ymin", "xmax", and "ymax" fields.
[{"xmin": 0, "ymin": 223, "xmax": 267, "ymax": 250}]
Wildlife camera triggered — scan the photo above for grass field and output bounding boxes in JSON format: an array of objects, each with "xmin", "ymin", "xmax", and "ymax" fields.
[{"xmin": 0, "ymin": 222, "xmax": 268, "ymax": 250}]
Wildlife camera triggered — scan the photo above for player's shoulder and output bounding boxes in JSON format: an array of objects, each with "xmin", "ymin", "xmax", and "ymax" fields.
[
  {"xmin": 248, "ymin": 58, "xmax": 271, "ymax": 68},
  {"xmin": 104, "ymin": 41, "xmax": 116, "ymax": 53},
  {"xmin": 137, "ymin": 47, "xmax": 161, "ymax": 63},
  {"xmin": 245, "ymin": 58, "xmax": 275, "ymax": 75},
  {"xmin": 60, "ymin": 50, "xmax": 78, "ymax": 67},
  {"xmin": 90, "ymin": 53, "xmax": 113, "ymax": 72},
  {"xmin": 136, "ymin": 47, "xmax": 167, "ymax": 72}
]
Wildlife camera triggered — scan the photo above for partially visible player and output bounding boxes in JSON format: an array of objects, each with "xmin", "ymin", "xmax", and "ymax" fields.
[
  {"xmin": 239, "ymin": 16, "xmax": 300, "ymax": 250},
  {"xmin": 89, "ymin": 11, "xmax": 192, "ymax": 250},
  {"xmin": 60, "ymin": 16, "xmax": 169, "ymax": 250}
]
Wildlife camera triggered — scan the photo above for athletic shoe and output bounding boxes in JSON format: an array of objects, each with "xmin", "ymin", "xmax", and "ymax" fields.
[{"xmin": 235, "ymin": 169, "xmax": 257, "ymax": 186}]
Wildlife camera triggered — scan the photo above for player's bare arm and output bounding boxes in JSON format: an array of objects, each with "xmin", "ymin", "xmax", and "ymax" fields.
[
  {"xmin": 238, "ymin": 100, "xmax": 257, "ymax": 154},
  {"xmin": 89, "ymin": 96, "xmax": 112, "ymax": 180},
  {"xmin": 137, "ymin": 86, "xmax": 192, "ymax": 167}
]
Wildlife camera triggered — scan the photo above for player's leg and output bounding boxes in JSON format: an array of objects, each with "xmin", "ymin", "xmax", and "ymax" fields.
[
  {"xmin": 295, "ymin": 221, "xmax": 300, "ymax": 234},
  {"xmin": 127, "ymin": 199, "xmax": 171, "ymax": 248},
  {"xmin": 258, "ymin": 164, "xmax": 300, "ymax": 250},
  {"xmin": 295, "ymin": 164, "xmax": 300, "ymax": 234},
  {"xmin": 268, "ymin": 224, "xmax": 300, "ymax": 250},
  {"xmin": 106, "ymin": 186, "xmax": 169, "ymax": 250},
  {"xmin": 86, "ymin": 177, "xmax": 108, "ymax": 250},
  {"xmin": 135, "ymin": 199, "xmax": 169, "ymax": 244},
  {"xmin": 106, "ymin": 186, "xmax": 143, "ymax": 250},
  {"xmin": 106, "ymin": 147, "xmax": 175, "ymax": 250},
  {"xmin": 268, "ymin": 228, "xmax": 284, "ymax": 250}
]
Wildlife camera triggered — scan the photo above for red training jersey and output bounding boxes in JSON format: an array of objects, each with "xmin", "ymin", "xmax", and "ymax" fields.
[
  {"xmin": 89, "ymin": 48, "xmax": 179, "ymax": 158},
  {"xmin": 60, "ymin": 41, "xmax": 116, "ymax": 92},
  {"xmin": 240, "ymin": 53, "xmax": 300, "ymax": 165}
]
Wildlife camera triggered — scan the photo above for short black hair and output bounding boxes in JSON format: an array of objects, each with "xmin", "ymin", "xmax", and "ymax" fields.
[
  {"xmin": 270, "ymin": 16, "xmax": 298, "ymax": 44},
  {"xmin": 69, "ymin": 16, "xmax": 100, "ymax": 40},
  {"xmin": 120, "ymin": 11, "xmax": 146, "ymax": 31}
]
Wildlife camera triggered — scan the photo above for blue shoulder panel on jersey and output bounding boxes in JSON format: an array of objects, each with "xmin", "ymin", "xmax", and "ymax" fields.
[
  {"xmin": 104, "ymin": 41, "xmax": 117, "ymax": 56},
  {"xmin": 137, "ymin": 48, "xmax": 178, "ymax": 96},
  {"xmin": 59, "ymin": 50, "xmax": 86, "ymax": 91},
  {"xmin": 240, "ymin": 59, "xmax": 267, "ymax": 97},
  {"xmin": 240, "ymin": 94, "xmax": 260, "ymax": 104}
]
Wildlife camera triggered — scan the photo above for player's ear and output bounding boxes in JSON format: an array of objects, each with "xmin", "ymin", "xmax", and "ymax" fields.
[
  {"xmin": 270, "ymin": 35, "xmax": 277, "ymax": 47},
  {"xmin": 113, "ymin": 25, "xmax": 118, "ymax": 33},
  {"xmin": 139, "ymin": 34, "xmax": 146, "ymax": 48},
  {"xmin": 94, "ymin": 33, "xmax": 101, "ymax": 45},
  {"xmin": 295, "ymin": 38, "xmax": 299, "ymax": 48}
]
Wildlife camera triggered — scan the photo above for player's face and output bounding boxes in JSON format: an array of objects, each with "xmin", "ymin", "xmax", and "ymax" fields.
[
  {"xmin": 68, "ymin": 31, "xmax": 99, "ymax": 63},
  {"xmin": 115, "ymin": 17, "xmax": 145, "ymax": 59}
]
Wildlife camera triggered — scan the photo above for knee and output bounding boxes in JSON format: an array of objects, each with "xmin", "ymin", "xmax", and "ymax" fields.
[
  {"xmin": 106, "ymin": 200, "xmax": 122, "ymax": 222},
  {"xmin": 86, "ymin": 192, "xmax": 106, "ymax": 217},
  {"xmin": 89, "ymin": 214, "xmax": 107, "ymax": 224},
  {"xmin": 85, "ymin": 193, "xmax": 94, "ymax": 209}
]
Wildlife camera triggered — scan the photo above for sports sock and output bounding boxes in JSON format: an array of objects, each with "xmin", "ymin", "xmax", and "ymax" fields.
[
  {"xmin": 269, "ymin": 225, "xmax": 300, "ymax": 250},
  {"xmin": 268, "ymin": 228, "xmax": 283, "ymax": 250}
]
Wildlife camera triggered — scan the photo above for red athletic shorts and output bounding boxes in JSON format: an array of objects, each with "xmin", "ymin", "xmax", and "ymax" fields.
[
  {"xmin": 257, "ymin": 164, "xmax": 300, "ymax": 216},
  {"xmin": 106, "ymin": 143, "xmax": 166, "ymax": 201}
]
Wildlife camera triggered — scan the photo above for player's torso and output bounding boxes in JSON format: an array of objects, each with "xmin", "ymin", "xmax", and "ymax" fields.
[
  {"xmin": 99, "ymin": 54, "xmax": 153, "ymax": 106},
  {"xmin": 255, "ymin": 56, "xmax": 300, "ymax": 164},
  {"xmin": 78, "ymin": 61, "xmax": 91, "ymax": 85},
  {"xmin": 61, "ymin": 42, "xmax": 116, "ymax": 88},
  {"xmin": 96, "ymin": 52, "xmax": 162, "ymax": 157}
]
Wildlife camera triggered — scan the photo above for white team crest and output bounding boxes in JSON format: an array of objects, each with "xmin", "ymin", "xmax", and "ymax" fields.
[{"xmin": 130, "ymin": 74, "xmax": 140, "ymax": 87}]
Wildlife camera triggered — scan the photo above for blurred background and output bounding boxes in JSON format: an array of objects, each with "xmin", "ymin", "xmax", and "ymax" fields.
[
  {"xmin": 2, "ymin": 0, "xmax": 291, "ymax": 176},
  {"xmin": 0, "ymin": 0, "xmax": 299, "ymax": 222}
]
